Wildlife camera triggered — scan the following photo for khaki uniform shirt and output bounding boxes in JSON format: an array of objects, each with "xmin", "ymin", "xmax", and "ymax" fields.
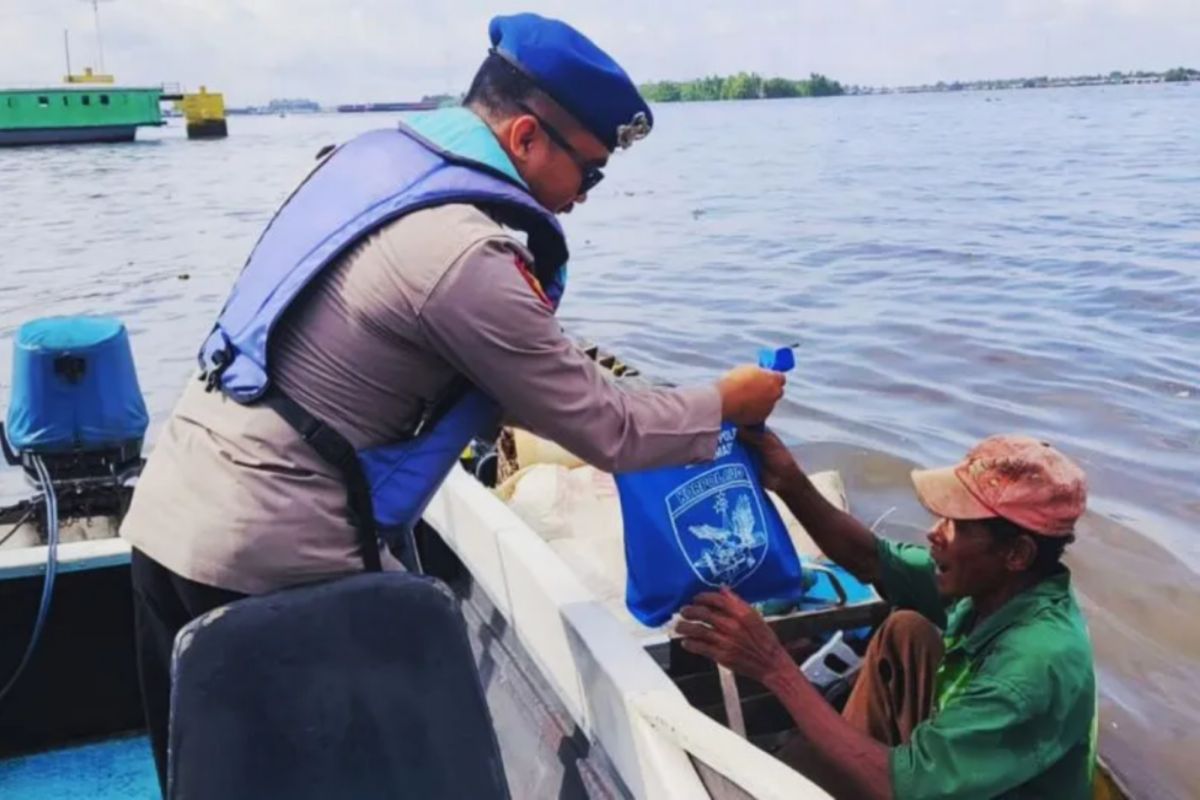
[{"xmin": 121, "ymin": 204, "xmax": 721, "ymax": 593}]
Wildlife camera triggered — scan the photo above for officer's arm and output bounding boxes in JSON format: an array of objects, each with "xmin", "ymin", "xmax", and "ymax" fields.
[{"xmin": 418, "ymin": 239, "xmax": 722, "ymax": 473}]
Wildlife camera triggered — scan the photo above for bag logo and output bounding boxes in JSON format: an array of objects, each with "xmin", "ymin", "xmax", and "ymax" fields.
[{"xmin": 666, "ymin": 463, "xmax": 769, "ymax": 587}]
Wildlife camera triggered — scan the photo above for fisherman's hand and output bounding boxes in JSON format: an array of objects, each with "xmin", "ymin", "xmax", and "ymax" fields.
[
  {"xmin": 738, "ymin": 426, "xmax": 804, "ymax": 496},
  {"xmin": 677, "ymin": 587, "xmax": 795, "ymax": 686},
  {"xmin": 718, "ymin": 365, "xmax": 785, "ymax": 426}
]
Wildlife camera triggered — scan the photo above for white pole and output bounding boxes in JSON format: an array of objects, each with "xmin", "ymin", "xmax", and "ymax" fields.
[
  {"xmin": 91, "ymin": 0, "xmax": 106, "ymax": 73},
  {"xmin": 64, "ymin": 29, "xmax": 72, "ymax": 77},
  {"xmin": 717, "ymin": 665, "xmax": 747, "ymax": 737}
]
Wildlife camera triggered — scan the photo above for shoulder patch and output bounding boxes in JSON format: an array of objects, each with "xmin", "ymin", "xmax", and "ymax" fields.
[{"xmin": 511, "ymin": 255, "xmax": 552, "ymax": 308}]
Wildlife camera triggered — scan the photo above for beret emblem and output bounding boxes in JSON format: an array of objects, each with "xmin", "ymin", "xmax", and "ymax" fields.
[{"xmin": 616, "ymin": 111, "xmax": 652, "ymax": 150}]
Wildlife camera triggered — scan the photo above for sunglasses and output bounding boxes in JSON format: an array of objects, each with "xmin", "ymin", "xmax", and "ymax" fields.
[{"xmin": 516, "ymin": 102, "xmax": 605, "ymax": 195}]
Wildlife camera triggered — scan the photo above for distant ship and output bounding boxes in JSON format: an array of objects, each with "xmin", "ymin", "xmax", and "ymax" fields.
[{"xmin": 336, "ymin": 100, "xmax": 441, "ymax": 113}]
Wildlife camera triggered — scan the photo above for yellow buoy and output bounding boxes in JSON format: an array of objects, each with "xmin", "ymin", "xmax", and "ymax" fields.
[{"xmin": 175, "ymin": 86, "xmax": 227, "ymax": 139}]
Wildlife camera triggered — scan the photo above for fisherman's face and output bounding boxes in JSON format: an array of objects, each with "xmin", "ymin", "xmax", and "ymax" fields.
[
  {"xmin": 926, "ymin": 518, "xmax": 1009, "ymax": 600},
  {"xmin": 505, "ymin": 104, "xmax": 610, "ymax": 214}
]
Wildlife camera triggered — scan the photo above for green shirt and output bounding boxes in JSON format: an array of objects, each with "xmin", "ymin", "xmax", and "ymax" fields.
[{"xmin": 875, "ymin": 539, "xmax": 1097, "ymax": 800}]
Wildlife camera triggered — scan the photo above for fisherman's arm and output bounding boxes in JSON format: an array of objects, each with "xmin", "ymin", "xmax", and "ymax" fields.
[
  {"xmin": 740, "ymin": 427, "xmax": 881, "ymax": 583},
  {"xmin": 418, "ymin": 241, "xmax": 782, "ymax": 472},
  {"xmin": 678, "ymin": 588, "xmax": 892, "ymax": 800},
  {"xmin": 740, "ymin": 428, "xmax": 946, "ymax": 622}
]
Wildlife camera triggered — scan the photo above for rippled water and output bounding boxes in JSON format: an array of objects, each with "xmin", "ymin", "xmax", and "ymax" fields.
[{"xmin": 1, "ymin": 84, "xmax": 1197, "ymax": 797}]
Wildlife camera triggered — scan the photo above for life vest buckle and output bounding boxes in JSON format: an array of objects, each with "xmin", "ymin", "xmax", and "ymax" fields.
[{"xmin": 201, "ymin": 345, "xmax": 234, "ymax": 393}]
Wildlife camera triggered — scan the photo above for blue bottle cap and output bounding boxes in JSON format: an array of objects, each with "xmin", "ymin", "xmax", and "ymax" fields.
[{"xmin": 757, "ymin": 345, "xmax": 796, "ymax": 373}]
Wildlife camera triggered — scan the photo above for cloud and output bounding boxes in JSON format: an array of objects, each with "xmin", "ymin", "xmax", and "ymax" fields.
[{"xmin": 1, "ymin": 1, "xmax": 1196, "ymax": 104}]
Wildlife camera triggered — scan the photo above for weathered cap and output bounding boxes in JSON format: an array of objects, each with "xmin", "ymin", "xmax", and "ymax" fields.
[
  {"xmin": 911, "ymin": 435, "xmax": 1087, "ymax": 537},
  {"xmin": 489, "ymin": 13, "xmax": 653, "ymax": 151}
]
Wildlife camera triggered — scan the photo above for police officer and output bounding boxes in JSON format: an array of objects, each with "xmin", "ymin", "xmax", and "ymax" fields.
[{"xmin": 121, "ymin": 13, "xmax": 784, "ymax": 790}]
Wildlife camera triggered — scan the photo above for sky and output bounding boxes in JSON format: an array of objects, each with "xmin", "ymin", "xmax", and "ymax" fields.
[{"xmin": 2, "ymin": 1, "xmax": 1197, "ymax": 105}]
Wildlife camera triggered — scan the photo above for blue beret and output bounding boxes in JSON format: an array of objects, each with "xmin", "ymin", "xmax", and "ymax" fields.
[{"xmin": 489, "ymin": 13, "xmax": 652, "ymax": 151}]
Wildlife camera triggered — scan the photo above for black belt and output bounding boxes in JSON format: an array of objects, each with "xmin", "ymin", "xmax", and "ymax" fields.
[{"xmin": 261, "ymin": 388, "xmax": 382, "ymax": 573}]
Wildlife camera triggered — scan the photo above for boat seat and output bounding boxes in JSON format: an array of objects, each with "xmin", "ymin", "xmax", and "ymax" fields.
[{"xmin": 166, "ymin": 572, "xmax": 510, "ymax": 800}]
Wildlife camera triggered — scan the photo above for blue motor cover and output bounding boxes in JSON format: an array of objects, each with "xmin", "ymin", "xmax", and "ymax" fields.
[{"xmin": 5, "ymin": 317, "xmax": 148, "ymax": 454}]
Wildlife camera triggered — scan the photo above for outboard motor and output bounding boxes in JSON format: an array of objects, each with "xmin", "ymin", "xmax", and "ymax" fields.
[
  {"xmin": 0, "ymin": 316, "xmax": 147, "ymax": 704},
  {"xmin": 2, "ymin": 315, "xmax": 148, "ymax": 509}
]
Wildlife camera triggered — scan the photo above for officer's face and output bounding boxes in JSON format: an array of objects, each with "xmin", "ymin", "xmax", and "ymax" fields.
[{"xmin": 507, "ymin": 109, "xmax": 610, "ymax": 214}]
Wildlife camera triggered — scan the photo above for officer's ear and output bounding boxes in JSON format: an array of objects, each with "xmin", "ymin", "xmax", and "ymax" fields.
[{"xmin": 506, "ymin": 114, "xmax": 540, "ymax": 164}]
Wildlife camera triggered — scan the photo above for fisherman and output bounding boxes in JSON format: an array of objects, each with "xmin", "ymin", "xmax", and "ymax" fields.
[
  {"xmin": 120, "ymin": 13, "xmax": 785, "ymax": 792},
  {"xmin": 678, "ymin": 431, "xmax": 1096, "ymax": 799}
]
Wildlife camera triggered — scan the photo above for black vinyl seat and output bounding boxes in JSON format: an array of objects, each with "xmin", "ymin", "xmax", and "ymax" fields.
[{"xmin": 167, "ymin": 572, "xmax": 510, "ymax": 800}]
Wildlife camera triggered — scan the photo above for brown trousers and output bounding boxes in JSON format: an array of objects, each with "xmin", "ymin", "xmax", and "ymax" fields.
[
  {"xmin": 841, "ymin": 609, "xmax": 945, "ymax": 745},
  {"xmin": 780, "ymin": 609, "xmax": 944, "ymax": 773}
]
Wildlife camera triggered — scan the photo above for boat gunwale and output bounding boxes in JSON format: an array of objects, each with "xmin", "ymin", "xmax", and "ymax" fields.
[
  {"xmin": 423, "ymin": 465, "xmax": 835, "ymax": 800},
  {"xmin": 0, "ymin": 537, "xmax": 130, "ymax": 578}
]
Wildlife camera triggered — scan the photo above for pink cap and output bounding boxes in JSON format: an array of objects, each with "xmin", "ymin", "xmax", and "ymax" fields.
[{"xmin": 911, "ymin": 435, "xmax": 1087, "ymax": 537}]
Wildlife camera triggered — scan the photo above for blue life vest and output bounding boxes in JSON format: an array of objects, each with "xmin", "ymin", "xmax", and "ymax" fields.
[{"xmin": 197, "ymin": 109, "xmax": 567, "ymax": 554}]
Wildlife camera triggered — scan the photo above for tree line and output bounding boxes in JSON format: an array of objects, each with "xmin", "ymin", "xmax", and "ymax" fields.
[{"xmin": 640, "ymin": 73, "xmax": 845, "ymax": 103}]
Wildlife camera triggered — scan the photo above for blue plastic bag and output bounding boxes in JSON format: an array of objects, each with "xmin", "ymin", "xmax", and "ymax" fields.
[{"xmin": 616, "ymin": 423, "xmax": 805, "ymax": 627}]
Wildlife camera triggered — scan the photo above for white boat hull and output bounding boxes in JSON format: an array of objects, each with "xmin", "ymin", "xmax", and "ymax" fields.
[{"xmin": 424, "ymin": 466, "xmax": 834, "ymax": 799}]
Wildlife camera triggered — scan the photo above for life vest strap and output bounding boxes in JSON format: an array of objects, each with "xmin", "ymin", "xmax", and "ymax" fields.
[{"xmin": 261, "ymin": 387, "xmax": 383, "ymax": 573}]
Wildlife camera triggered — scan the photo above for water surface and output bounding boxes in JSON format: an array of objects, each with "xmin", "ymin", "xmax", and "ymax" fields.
[{"xmin": 1, "ymin": 83, "xmax": 1196, "ymax": 797}]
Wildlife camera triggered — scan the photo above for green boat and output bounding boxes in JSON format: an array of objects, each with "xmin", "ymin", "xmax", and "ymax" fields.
[
  {"xmin": 1, "ymin": 2, "xmax": 166, "ymax": 147},
  {"xmin": 0, "ymin": 85, "xmax": 163, "ymax": 147}
]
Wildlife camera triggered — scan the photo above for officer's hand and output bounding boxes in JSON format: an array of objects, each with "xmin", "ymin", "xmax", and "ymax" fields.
[
  {"xmin": 738, "ymin": 426, "xmax": 804, "ymax": 495},
  {"xmin": 717, "ymin": 365, "xmax": 785, "ymax": 426}
]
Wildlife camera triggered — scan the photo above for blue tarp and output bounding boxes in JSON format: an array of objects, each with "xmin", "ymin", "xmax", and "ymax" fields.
[{"xmin": 0, "ymin": 734, "xmax": 158, "ymax": 800}]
